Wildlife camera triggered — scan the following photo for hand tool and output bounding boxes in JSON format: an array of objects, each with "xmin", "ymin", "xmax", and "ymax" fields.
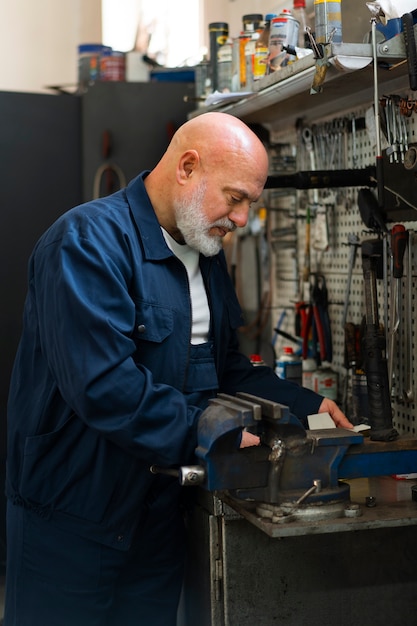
[
  {"xmin": 388, "ymin": 225, "xmax": 408, "ymax": 395},
  {"xmin": 264, "ymin": 166, "xmax": 377, "ymax": 190},
  {"xmin": 302, "ymin": 205, "xmax": 311, "ymax": 283},
  {"xmin": 301, "ymin": 274, "xmax": 330, "ymax": 363},
  {"xmin": 404, "ymin": 231, "xmax": 414, "ymax": 402},
  {"xmin": 342, "ymin": 321, "xmax": 358, "ymax": 413},
  {"xmin": 361, "ymin": 239, "xmax": 398, "ymax": 441},
  {"xmin": 341, "ymin": 233, "xmax": 359, "ymax": 329},
  {"xmin": 371, "ymin": 17, "xmax": 385, "ymax": 216}
]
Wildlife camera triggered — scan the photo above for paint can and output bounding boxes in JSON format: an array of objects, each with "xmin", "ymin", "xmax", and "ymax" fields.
[{"xmin": 100, "ymin": 50, "xmax": 126, "ymax": 82}]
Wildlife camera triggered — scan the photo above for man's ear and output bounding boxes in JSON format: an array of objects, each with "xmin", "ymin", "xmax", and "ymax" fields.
[{"xmin": 177, "ymin": 150, "xmax": 199, "ymax": 184}]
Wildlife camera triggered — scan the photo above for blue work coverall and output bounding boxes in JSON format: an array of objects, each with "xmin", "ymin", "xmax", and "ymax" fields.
[{"xmin": 5, "ymin": 172, "xmax": 323, "ymax": 625}]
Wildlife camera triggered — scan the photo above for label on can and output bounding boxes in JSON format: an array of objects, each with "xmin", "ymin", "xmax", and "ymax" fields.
[{"xmin": 253, "ymin": 46, "xmax": 269, "ymax": 80}]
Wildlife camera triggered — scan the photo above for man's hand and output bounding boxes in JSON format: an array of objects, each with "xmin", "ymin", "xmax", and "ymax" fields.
[
  {"xmin": 239, "ymin": 398, "xmax": 353, "ymax": 448},
  {"xmin": 240, "ymin": 431, "xmax": 261, "ymax": 448},
  {"xmin": 319, "ymin": 397, "xmax": 354, "ymax": 429}
]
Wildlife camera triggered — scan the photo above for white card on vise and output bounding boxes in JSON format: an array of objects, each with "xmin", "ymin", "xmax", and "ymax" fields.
[
  {"xmin": 308, "ymin": 412, "xmax": 335, "ymax": 429},
  {"xmin": 308, "ymin": 412, "xmax": 370, "ymax": 433}
]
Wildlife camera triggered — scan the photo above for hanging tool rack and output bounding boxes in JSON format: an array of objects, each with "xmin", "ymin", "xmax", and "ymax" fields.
[{"xmin": 190, "ymin": 25, "xmax": 417, "ymax": 434}]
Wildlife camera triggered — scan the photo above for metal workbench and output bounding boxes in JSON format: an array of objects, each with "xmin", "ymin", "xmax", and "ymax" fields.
[{"xmin": 179, "ymin": 477, "xmax": 417, "ymax": 626}]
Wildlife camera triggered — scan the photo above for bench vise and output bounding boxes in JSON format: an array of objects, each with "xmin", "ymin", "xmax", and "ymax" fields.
[{"xmin": 166, "ymin": 393, "xmax": 417, "ymax": 522}]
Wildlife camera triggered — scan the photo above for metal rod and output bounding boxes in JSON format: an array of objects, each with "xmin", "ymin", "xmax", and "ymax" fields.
[{"xmin": 371, "ymin": 17, "xmax": 385, "ymax": 210}]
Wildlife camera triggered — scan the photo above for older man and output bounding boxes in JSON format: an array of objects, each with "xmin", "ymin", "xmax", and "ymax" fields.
[{"xmin": 5, "ymin": 112, "xmax": 351, "ymax": 625}]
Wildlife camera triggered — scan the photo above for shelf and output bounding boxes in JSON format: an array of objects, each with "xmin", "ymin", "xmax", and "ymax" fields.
[{"xmin": 190, "ymin": 44, "xmax": 411, "ymax": 131}]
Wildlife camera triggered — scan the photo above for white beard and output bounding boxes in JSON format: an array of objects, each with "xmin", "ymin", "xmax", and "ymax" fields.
[{"xmin": 174, "ymin": 182, "xmax": 236, "ymax": 257}]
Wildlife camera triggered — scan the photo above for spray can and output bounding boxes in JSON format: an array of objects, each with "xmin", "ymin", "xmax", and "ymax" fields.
[
  {"xmin": 275, "ymin": 347, "xmax": 302, "ymax": 385},
  {"xmin": 268, "ymin": 10, "xmax": 300, "ymax": 71},
  {"xmin": 313, "ymin": 0, "xmax": 342, "ymax": 44},
  {"xmin": 209, "ymin": 22, "xmax": 229, "ymax": 92}
]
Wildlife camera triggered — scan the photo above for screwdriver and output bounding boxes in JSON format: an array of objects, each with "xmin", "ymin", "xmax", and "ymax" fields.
[{"xmin": 388, "ymin": 224, "xmax": 408, "ymax": 393}]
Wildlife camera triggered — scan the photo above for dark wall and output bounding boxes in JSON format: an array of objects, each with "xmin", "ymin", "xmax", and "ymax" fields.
[
  {"xmin": 0, "ymin": 91, "xmax": 82, "ymax": 459},
  {"xmin": 0, "ymin": 82, "xmax": 195, "ymax": 567},
  {"xmin": 0, "ymin": 91, "xmax": 82, "ymax": 568},
  {"xmin": 81, "ymin": 81, "xmax": 195, "ymax": 201}
]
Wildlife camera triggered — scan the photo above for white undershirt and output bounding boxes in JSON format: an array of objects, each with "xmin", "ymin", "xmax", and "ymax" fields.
[{"xmin": 162, "ymin": 229, "xmax": 210, "ymax": 345}]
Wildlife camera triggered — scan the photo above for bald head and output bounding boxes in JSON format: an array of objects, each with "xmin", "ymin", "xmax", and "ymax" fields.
[
  {"xmin": 145, "ymin": 112, "xmax": 269, "ymax": 252},
  {"xmin": 169, "ymin": 112, "xmax": 268, "ymax": 173}
]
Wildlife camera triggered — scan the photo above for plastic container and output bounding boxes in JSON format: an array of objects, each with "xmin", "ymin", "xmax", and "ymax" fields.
[
  {"xmin": 78, "ymin": 43, "xmax": 109, "ymax": 91},
  {"xmin": 250, "ymin": 354, "xmax": 266, "ymax": 366},
  {"xmin": 253, "ymin": 13, "xmax": 277, "ymax": 80},
  {"xmin": 239, "ymin": 14, "xmax": 263, "ymax": 88},
  {"xmin": 244, "ymin": 30, "xmax": 260, "ymax": 89},
  {"xmin": 302, "ymin": 357, "xmax": 317, "ymax": 390},
  {"xmin": 126, "ymin": 51, "xmax": 149, "ymax": 82},
  {"xmin": 275, "ymin": 347, "xmax": 302, "ymax": 385},
  {"xmin": 292, "ymin": 0, "xmax": 309, "ymax": 48},
  {"xmin": 313, "ymin": 365, "xmax": 338, "ymax": 401}
]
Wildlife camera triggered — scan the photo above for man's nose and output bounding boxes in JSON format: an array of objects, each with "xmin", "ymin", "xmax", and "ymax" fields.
[{"xmin": 228, "ymin": 205, "xmax": 249, "ymax": 229}]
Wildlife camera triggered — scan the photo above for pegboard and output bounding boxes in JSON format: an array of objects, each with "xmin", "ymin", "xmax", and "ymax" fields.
[{"xmin": 265, "ymin": 96, "xmax": 417, "ymax": 434}]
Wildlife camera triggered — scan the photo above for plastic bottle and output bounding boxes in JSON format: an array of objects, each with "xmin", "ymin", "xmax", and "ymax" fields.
[
  {"xmin": 217, "ymin": 37, "xmax": 233, "ymax": 92},
  {"xmin": 312, "ymin": 363, "xmax": 338, "ymax": 401},
  {"xmin": 292, "ymin": 0, "xmax": 308, "ymax": 48},
  {"xmin": 239, "ymin": 14, "xmax": 263, "ymax": 88},
  {"xmin": 250, "ymin": 354, "xmax": 265, "ymax": 366},
  {"xmin": 275, "ymin": 347, "xmax": 302, "ymax": 385},
  {"xmin": 244, "ymin": 30, "xmax": 260, "ymax": 90},
  {"xmin": 253, "ymin": 13, "xmax": 277, "ymax": 80},
  {"xmin": 302, "ymin": 357, "xmax": 317, "ymax": 390}
]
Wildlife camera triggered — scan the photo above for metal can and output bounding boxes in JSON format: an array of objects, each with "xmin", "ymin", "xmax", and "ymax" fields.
[
  {"xmin": 209, "ymin": 22, "xmax": 229, "ymax": 92},
  {"xmin": 268, "ymin": 10, "xmax": 299, "ymax": 71},
  {"xmin": 100, "ymin": 50, "xmax": 126, "ymax": 82},
  {"xmin": 275, "ymin": 347, "xmax": 302, "ymax": 385},
  {"xmin": 314, "ymin": 0, "xmax": 342, "ymax": 44}
]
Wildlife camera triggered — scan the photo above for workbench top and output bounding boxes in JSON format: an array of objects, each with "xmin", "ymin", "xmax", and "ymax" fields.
[{"xmin": 220, "ymin": 475, "xmax": 417, "ymax": 538}]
